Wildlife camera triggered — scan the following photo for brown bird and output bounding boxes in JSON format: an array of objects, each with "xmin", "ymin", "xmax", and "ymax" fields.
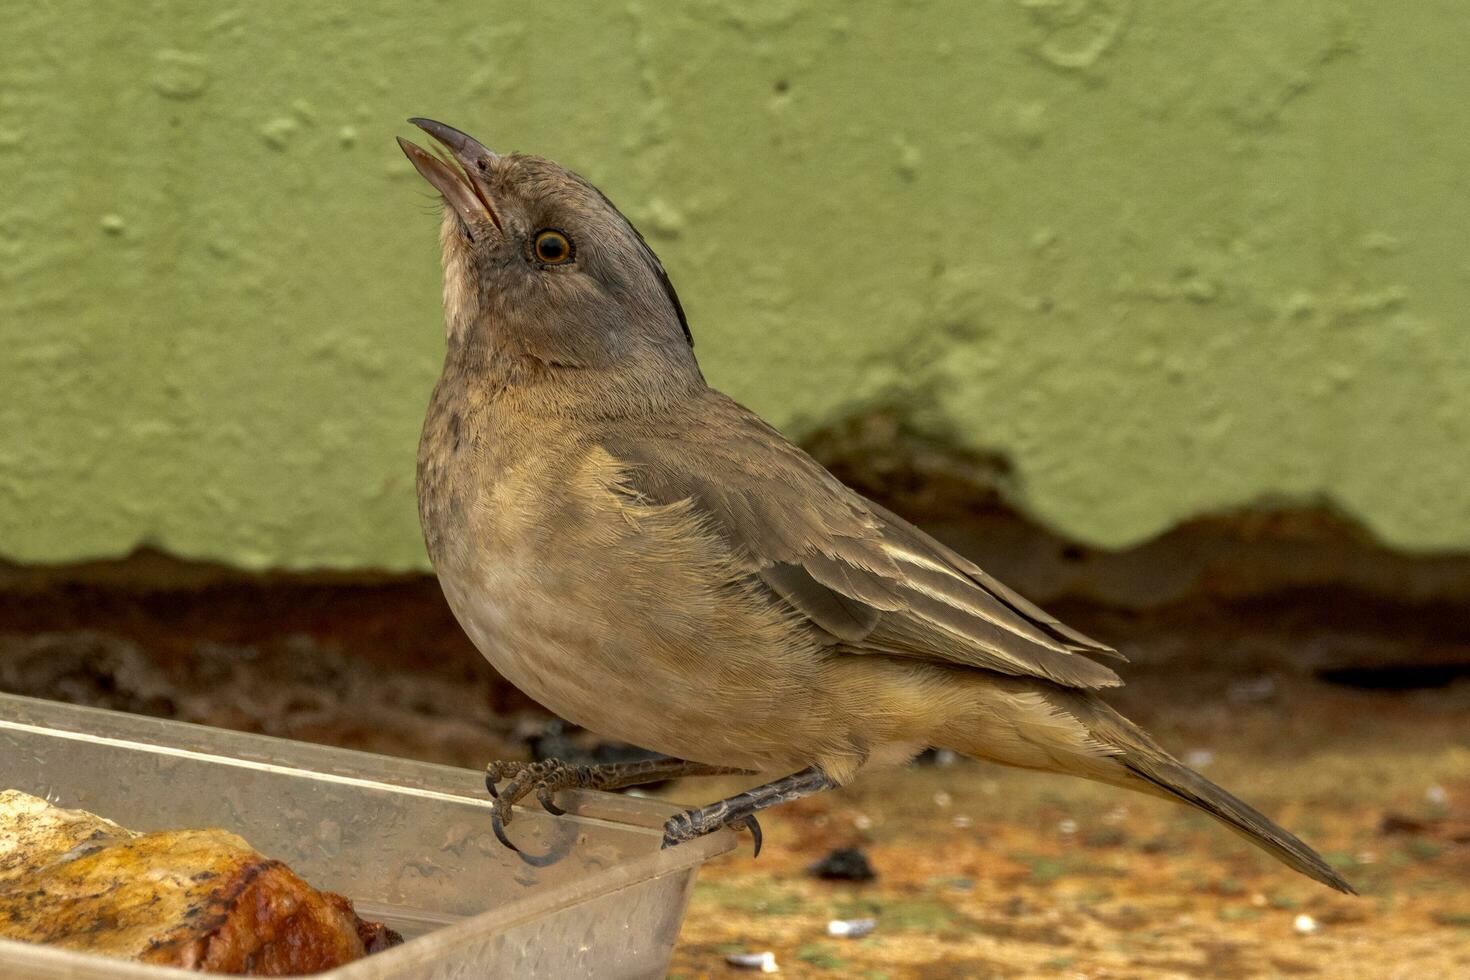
[{"xmin": 397, "ymin": 118, "xmax": 1353, "ymax": 894}]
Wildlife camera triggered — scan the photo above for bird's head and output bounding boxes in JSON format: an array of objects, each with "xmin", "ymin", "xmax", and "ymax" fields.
[{"xmin": 397, "ymin": 118, "xmax": 699, "ymax": 387}]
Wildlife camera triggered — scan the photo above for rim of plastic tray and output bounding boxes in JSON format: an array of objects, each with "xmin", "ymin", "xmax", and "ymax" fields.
[{"xmin": 0, "ymin": 693, "xmax": 739, "ymax": 977}]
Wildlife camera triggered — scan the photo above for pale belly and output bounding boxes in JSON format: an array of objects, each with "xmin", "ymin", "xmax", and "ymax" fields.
[
  {"xmin": 435, "ymin": 567, "xmax": 827, "ymax": 773},
  {"xmin": 420, "ymin": 435, "xmax": 877, "ymax": 777}
]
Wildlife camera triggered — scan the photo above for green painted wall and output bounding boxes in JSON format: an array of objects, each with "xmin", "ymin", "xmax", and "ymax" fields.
[{"xmin": 2, "ymin": 1, "xmax": 1468, "ymax": 570}]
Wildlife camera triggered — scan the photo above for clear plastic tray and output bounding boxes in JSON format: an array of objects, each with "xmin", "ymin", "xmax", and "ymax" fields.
[{"xmin": 0, "ymin": 692, "xmax": 734, "ymax": 978}]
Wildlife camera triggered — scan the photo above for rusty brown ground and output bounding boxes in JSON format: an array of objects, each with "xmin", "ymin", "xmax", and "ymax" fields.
[
  {"xmin": 665, "ymin": 669, "xmax": 1470, "ymax": 979},
  {"xmin": 2, "ymin": 592, "xmax": 1465, "ymax": 978}
]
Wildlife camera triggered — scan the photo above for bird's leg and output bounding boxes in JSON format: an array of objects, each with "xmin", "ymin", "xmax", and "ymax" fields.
[
  {"xmin": 487, "ymin": 756, "xmax": 752, "ymax": 851},
  {"xmin": 661, "ymin": 765, "xmax": 837, "ymax": 858}
]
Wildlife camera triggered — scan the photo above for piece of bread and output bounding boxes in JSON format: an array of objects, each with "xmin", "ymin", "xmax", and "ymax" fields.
[{"xmin": 0, "ymin": 789, "xmax": 401, "ymax": 974}]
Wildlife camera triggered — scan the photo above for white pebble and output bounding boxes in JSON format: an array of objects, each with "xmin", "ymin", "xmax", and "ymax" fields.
[
  {"xmin": 1426, "ymin": 784, "xmax": 1448, "ymax": 806},
  {"xmin": 727, "ymin": 951, "xmax": 779, "ymax": 972},
  {"xmin": 932, "ymin": 790, "xmax": 952, "ymax": 808},
  {"xmin": 853, "ymin": 813, "xmax": 873, "ymax": 830},
  {"xmin": 1058, "ymin": 819, "xmax": 1078, "ymax": 835},
  {"xmin": 1293, "ymin": 913, "xmax": 1318, "ymax": 935},
  {"xmin": 952, "ymin": 814, "xmax": 973, "ymax": 829},
  {"xmin": 827, "ymin": 917, "xmax": 877, "ymax": 938}
]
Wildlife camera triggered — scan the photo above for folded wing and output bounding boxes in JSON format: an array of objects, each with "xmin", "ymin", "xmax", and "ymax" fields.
[{"xmin": 603, "ymin": 394, "xmax": 1122, "ymax": 691}]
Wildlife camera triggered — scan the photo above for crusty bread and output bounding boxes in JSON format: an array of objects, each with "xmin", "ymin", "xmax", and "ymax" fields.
[{"xmin": 0, "ymin": 790, "xmax": 400, "ymax": 974}]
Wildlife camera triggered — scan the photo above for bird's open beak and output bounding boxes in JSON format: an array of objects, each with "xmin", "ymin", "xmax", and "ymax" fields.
[{"xmin": 397, "ymin": 118, "xmax": 504, "ymax": 234}]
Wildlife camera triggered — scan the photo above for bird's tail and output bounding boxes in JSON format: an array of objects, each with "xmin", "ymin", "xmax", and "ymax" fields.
[
  {"xmin": 941, "ymin": 681, "xmax": 1354, "ymax": 894},
  {"xmin": 1082, "ymin": 701, "xmax": 1356, "ymax": 894}
]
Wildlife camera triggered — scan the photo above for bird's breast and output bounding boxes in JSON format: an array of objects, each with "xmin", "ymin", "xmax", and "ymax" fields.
[{"xmin": 417, "ymin": 437, "xmax": 840, "ymax": 770}]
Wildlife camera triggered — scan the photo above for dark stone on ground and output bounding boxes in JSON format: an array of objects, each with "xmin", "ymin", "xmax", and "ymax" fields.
[{"xmin": 808, "ymin": 846, "xmax": 877, "ymax": 882}]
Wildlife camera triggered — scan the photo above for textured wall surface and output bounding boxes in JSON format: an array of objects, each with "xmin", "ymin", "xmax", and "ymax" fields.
[{"xmin": 2, "ymin": 1, "xmax": 1467, "ymax": 570}]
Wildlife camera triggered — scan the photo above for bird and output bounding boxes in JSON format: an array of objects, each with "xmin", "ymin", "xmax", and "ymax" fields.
[{"xmin": 396, "ymin": 117, "xmax": 1354, "ymax": 894}]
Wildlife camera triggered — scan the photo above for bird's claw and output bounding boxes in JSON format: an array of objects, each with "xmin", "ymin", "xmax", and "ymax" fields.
[
  {"xmin": 660, "ymin": 810, "xmax": 696, "ymax": 850},
  {"xmin": 490, "ymin": 801, "xmax": 520, "ymax": 853},
  {"xmin": 661, "ymin": 809, "xmax": 763, "ymax": 857},
  {"xmin": 742, "ymin": 814, "xmax": 763, "ymax": 858},
  {"xmin": 487, "ymin": 757, "xmax": 762, "ymax": 856},
  {"xmin": 485, "ymin": 759, "xmax": 539, "ymax": 800},
  {"xmin": 536, "ymin": 783, "xmax": 568, "ymax": 816},
  {"xmin": 482, "ymin": 758, "xmax": 596, "ymax": 851}
]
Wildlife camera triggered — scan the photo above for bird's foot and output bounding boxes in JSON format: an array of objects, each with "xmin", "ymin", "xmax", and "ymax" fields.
[
  {"xmin": 661, "ymin": 806, "xmax": 764, "ymax": 857},
  {"xmin": 486, "ymin": 758, "xmax": 602, "ymax": 852},
  {"xmin": 659, "ymin": 765, "xmax": 838, "ymax": 858},
  {"xmin": 484, "ymin": 756, "xmax": 753, "ymax": 852}
]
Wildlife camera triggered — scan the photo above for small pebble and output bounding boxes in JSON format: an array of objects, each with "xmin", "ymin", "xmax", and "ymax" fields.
[
  {"xmin": 952, "ymin": 814, "xmax": 973, "ymax": 829},
  {"xmin": 808, "ymin": 846, "xmax": 877, "ymax": 882},
  {"xmin": 932, "ymin": 790, "xmax": 952, "ymax": 808},
  {"xmin": 1293, "ymin": 913, "xmax": 1318, "ymax": 935},
  {"xmin": 726, "ymin": 951, "xmax": 779, "ymax": 972},
  {"xmin": 827, "ymin": 917, "xmax": 877, "ymax": 938},
  {"xmin": 1426, "ymin": 784, "xmax": 1448, "ymax": 807},
  {"xmin": 1058, "ymin": 819, "xmax": 1078, "ymax": 835},
  {"xmin": 853, "ymin": 813, "xmax": 874, "ymax": 831}
]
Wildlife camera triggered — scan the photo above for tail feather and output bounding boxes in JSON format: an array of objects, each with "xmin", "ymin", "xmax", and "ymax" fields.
[
  {"xmin": 1097, "ymin": 711, "xmax": 1356, "ymax": 895},
  {"xmin": 1122, "ymin": 750, "xmax": 1355, "ymax": 894},
  {"xmin": 943, "ymin": 678, "xmax": 1355, "ymax": 894}
]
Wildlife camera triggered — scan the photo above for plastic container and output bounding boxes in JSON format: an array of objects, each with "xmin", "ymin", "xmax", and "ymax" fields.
[{"xmin": 0, "ymin": 692, "xmax": 734, "ymax": 978}]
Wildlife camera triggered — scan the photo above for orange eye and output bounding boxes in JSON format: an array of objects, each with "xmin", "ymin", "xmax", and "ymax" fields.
[{"xmin": 533, "ymin": 229, "xmax": 573, "ymax": 265}]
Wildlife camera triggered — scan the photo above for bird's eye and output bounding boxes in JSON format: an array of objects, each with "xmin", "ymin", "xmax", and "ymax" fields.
[{"xmin": 532, "ymin": 229, "xmax": 574, "ymax": 265}]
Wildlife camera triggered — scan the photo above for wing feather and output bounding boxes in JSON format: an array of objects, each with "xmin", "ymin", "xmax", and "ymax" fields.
[{"xmin": 604, "ymin": 393, "xmax": 1122, "ymax": 689}]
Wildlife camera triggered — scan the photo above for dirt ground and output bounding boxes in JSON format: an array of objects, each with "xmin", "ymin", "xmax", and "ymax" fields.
[
  {"xmin": 1, "ymin": 620, "xmax": 1466, "ymax": 978},
  {"xmin": 665, "ymin": 670, "xmax": 1470, "ymax": 979}
]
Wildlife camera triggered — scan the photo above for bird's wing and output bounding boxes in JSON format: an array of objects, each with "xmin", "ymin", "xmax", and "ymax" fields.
[{"xmin": 602, "ymin": 394, "xmax": 1123, "ymax": 690}]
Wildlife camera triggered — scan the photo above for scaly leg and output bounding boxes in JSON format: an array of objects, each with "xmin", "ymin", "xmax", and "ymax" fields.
[
  {"xmin": 486, "ymin": 755, "xmax": 753, "ymax": 852},
  {"xmin": 661, "ymin": 766, "xmax": 838, "ymax": 857}
]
